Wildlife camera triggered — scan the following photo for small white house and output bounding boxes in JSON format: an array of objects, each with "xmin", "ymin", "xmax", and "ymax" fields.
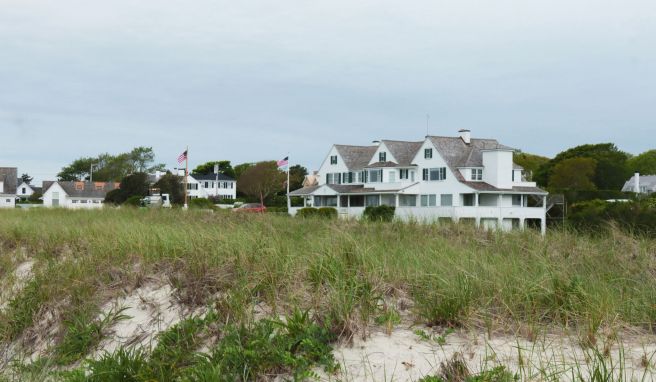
[
  {"xmin": 42, "ymin": 181, "xmax": 119, "ymax": 209},
  {"xmin": 16, "ymin": 181, "xmax": 42, "ymax": 200},
  {"xmin": 622, "ymin": 173, "xmax": 656, "ymax": 195},
  {"xmin": 0, "ymin": 167, "xmax": 18, "ymax": 208},
  {"xmin": 290, "ymin": 130, "xmax": 548, "ymax": 234}
]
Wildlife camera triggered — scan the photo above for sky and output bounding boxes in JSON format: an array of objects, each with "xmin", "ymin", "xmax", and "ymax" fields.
[{"xmin": 1, "ymin": 0, "xmax": 655, "ymax": 182}]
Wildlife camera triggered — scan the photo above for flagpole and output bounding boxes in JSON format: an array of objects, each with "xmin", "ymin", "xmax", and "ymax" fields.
[
  {"xmin": 286, "ymin": 153, "xmax": 291, "ymax": 212},
  {"xmin": 184, "ymin": 146, "xmax": 189, "ymax": 209}
]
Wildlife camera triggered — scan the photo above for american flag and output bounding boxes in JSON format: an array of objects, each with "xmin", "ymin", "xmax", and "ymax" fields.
[
  {"xmin": 277, "ymin": 156, "xmax": 289, "ymax": 169},
  {"xmin": 177, "ymin": 150, "xmax": 188, "ymax": 164}
]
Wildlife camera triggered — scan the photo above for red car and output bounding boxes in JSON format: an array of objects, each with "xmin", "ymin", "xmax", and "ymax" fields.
[{"xmin": 233, "ymin": 203, "xmax": 267, "ymax": 213}]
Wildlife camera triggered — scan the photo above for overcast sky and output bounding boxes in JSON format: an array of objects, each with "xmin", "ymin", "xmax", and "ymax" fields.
[{"xmin": 1, "ymin": 0, "xmax": 655, "ymax": 182}]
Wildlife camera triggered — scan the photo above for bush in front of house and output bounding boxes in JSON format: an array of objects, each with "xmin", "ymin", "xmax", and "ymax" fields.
[
  {"xmin": 568, "ymin": 199, "xmax": 656, "ymax": 235},
  {"xmin": 124, "ymin": 195, "xmax": 144, "ymax": 207},
  {"xmin": 266, "ymin": 206, "xmax": 289, "ymax": 214},
  {"xmin": 363, "ymin": 205, "xmax": 396, "ymax": 222},
  {"xmin": 317, "ymin": 207, "xmax": 338, "ymax": 219},
  {"xmin": 296, "ymin": 207, "xmax": 337, "ymax": 219},
  {"xmin": 189, "ymin": 198, "xmax": 215, "ymax": 210}
]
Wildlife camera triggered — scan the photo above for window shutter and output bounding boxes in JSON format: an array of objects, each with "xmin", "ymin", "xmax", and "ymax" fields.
[{"xmin": 422, "ymin": 169, "xmax": 428, "ymax": 181}]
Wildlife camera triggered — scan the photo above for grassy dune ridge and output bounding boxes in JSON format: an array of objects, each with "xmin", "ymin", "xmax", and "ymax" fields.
[{"xmin": 0, "ymin": 208, "xmax": 655, "ymax": 380}]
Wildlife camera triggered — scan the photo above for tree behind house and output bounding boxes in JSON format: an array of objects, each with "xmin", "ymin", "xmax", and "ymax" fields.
[{"xmin": 237, "ymin": 161, "xmax": 286, "ymax": 205}]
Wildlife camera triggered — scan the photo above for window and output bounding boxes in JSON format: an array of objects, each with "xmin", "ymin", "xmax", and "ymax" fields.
[
  {"xmin": 22, "ymin": 187, "xmax": 26, "ymax": 193},
  {"xmin": 330, "ymin": 155, "xmax": 338, "ymax": 165},
  {"xmin": 399, "ymin": 169, "xmax": 409, "ymax": 180},
  {"xmin": 424, "ymin": 148, "xmax": 433, "ymax": 159},
  {"xmin": 463, "ymin": 194, "xmax": 475, "ymax": 206},
  {"xmin": 410, "ymin": 171, "xmax": 415, "ymax": 182},
  {"xmin": 399, "ymin": 195, "xmax": 417, "ymax": 207},
  {"xmin": 440, "ymin": 194, "xmax": 453, "ymax": 206},
  {"xmin": 93, "ymin": 200, "xmax": 100, "ymax": 204},
  {"xmin": 72, "ymin": 200, "xmax": 79, "ymax": 204},
  {"xmin": 379, "ymin": 152, "xmax": 386, "ymax": 162},
  {"xmin": 422, "ymin": 169, "xmax": 428, "ymax": 181},
  {"xmin": 342, "ymin": 172, "xmax": 354, "ymax": 184},
  {"xmin": 367, "ymin": 169, "xmax": 382, "ymax": 183},
  {"xmin": 81, "ymin": 200, "xmax": 88, "ymax": 204},
  {"xmin": 389, "ymin": 171, "xmax": 396, "ymax": 183},
  {"xmin": 471, "ymin": 169, "xmax": 483, "ymax": 181},
  {"xmin": 360, "ymin": 171, "xmax": 368, "ymax": 183},
  {"xmin": 204, "ymin": 181, "xmax": 209, "ymax": 188},
  {"xmin": 326, "ymin": 173, "xmax": 342, "ymax": 185},
  {"xmin": 512, "ymin": 195, "xmax": 522, "ymax": 206},
  {"xmin": 365, "ymin": 195, "xmax": 380, "ymax": 207},
  {"xmin": 429, "ymin": 167, "xmax": 447, "ymax": 181},
  {"xmin": 421, "ymin": 195, "xmax": 437, "ymax": 207}
]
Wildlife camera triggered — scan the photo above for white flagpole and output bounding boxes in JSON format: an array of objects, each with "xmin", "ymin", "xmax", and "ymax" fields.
[
  {"xmin": 286, "ymin": 154, "xmax": 291, "ymax": 212},
  {"xmin": 184, "ymin": 147, "xmax": 189, "ymax": 209}
]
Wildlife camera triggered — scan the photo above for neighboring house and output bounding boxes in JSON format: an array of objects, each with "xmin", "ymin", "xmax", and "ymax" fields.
[
  {"xmin": 0, "ymin": 167, "xmax": 18, "ymax": 208},
  {"xmin": 42, "ymin": 181, "xmax": 119, "ymax": 209},
  {"xmin": 16, "ymin": 181, "xmax": 42, "ymax": 200},
  {"xmin": 621, "ymin": 173, "xmax": 656, "ymax": 194},
  {"xmin": 149, "ymin": 170, "xmax": 237, "ymax": 200},
  {"xmin": 290, "ymin": 130, "xmax": 548, "ymax": 233}
]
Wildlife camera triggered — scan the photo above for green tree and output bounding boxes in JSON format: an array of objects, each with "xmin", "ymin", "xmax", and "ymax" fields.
[
  {"xmin": 513, "ymin": 152, "xmax": 549, "ymax": 182},
  {"xmin": 234, "ymin": 163, "xmax": 254, "ymax": 180},
  {"xmin": 549, "ymin": 157, "xmax": 598, "ymax": 190},
  {"xmin": 535, "ymin": 143, "xmax": 630, "ymax": 190},
  {"xmin": 237, "ymin": 161, "xmax": 286, "ymax": 205},
  {"xmin": 628, "ymin": 150, "xmax": 656, "ymax": 175},
  {"xmin": 154, "ymin": 173, "xmax": 184, "ymax": 205},
  {"xmin": 192, "ymin": 160, "xmax": 236, "ymax": 178},
  {"xmin": 58, "ymin": 147, "xmax": 163, "ymax": 182},
  {"xmin": 288, "ymin": 164, "xmax": 308, "ymax": 192},
  {"xmin": 104, "ymin": 173, "xmax": 150, "ymax": 205},
  {"xmin": 20, "ymin": 173, "xmax": 33, "ymax": 184}
]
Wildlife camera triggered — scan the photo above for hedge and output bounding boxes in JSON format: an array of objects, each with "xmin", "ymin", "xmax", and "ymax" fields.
[
  {"xmin": 363, "ymin": 205, "xmax": 396, "ymax": 222},
  {"xmin": 189, "ymin": 198, "xmax": 215, "ymax": 210},
  {"xmin": 568, "ymin": 199, "xmax": 656, "ymax": 235},
  {"xmin": 296, "ymin": 207, "xmax": 337, "ymax": 219}
]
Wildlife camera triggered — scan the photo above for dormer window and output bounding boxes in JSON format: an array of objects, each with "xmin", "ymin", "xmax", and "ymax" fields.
[
  {"xmin": 424, "ymin": 148, "xmax": 433, "ymax": 159},
  {"xmin": 379, "ymin": 152, "xmax": 386, "ymax": 162},
  {"xmin": 471, "ymin": 169, "xmax": 483, "ymax": 181}
]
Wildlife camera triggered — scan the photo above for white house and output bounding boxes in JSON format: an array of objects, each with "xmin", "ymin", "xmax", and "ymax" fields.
[
  {"xmin": 290, "ymin": 130, "xmax": 548, "ymax": 234},
  {"xmin": 0, "ymin": 167, "xmax": 18, "ymax": 208},
  {"xmin": 42, "ymin": 181, "xmax": 119, "ymax": 209},
  {"xmin": 16, "ymin": 181, "xmax": 42, "ymax": 200},
  {"xmin": 149, "ymin": 170, "xmax": 237, "ymax": 200},
  {"xmin": 622, "ymin": 173, "xmax": 656, "ymax": 195}
]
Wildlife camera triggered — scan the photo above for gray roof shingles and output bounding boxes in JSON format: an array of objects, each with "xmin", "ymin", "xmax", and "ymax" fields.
[
  {"xmin": 334, "ymin": 145, "xmax": 378, "ymax": 170},
  {"xmin": 52, "ymin": 181, "xmax": 119, "ymax": 198},
  {"xmin": 0, "ymin": 167, "xmax": 18, "ymax": 195}
]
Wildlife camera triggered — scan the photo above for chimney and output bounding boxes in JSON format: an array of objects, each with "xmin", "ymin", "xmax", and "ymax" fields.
[
  {"xmin": 371, "ymin": 140, "xmax": 380, "ymax": 146},
  {"xmin": 459, "ymin": 129, "xmax": 471, "ymax": 144},
  {"xmin": 634, "ymin": 172, "xmax": 640, "ymax": 193}
]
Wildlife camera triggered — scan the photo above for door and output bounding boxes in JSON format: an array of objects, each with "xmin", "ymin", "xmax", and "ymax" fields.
[{"xmin": 52, "ymin": 192, "xmax": 59, "ymax": 207}]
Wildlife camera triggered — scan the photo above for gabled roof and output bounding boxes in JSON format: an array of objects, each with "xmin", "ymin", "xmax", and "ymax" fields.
[
  {"xmin": 427, "ymin": 136, "xmax": 514, "ymax": 181},
  {"xmin": 47, "ymin": 181, "xmax": 119, "ymax": 198},
  {"xmin": 334, "ymin": 145, "xmax": 378, "ymax": 170},
  {"xmin": 381, "ymin": 140, "xmax": 423, "ymax": 166},
  {"xmin": 622, "ymin": 175, "xmax": 656, "ymax": 192},
  {"xmin": 190, "ymin": 173, "xmax": 236, "ymax": 181},
  {"xmin": 0, "ymin": 167, "xmax": 18, "ymax": 194},
  {"xmin": 366, "ymin": 161, "xmax": 402, "ymax": 168}
]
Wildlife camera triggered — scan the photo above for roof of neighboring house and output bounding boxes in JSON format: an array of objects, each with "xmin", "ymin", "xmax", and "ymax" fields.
[
  {"xmin": 0, "ymin": 167, "xmax": 18, "ymax": 194},
  {"xmin": 427, "ymin": 136, "xmax": 515, "ymax": 181},
  {"xmin": 190, "ymin": 173, "xmax": 236, "ymax": 181},
  {"xmin": 334, "ymin": 145, "xmax": 378, "ymax": 170},
  {"xmin": 381, "ymin": 140, "xmax": 424, "ymax": 166},
  {"xmin": 46, "ymin": 181, "xmax": 119, "ymax": 198},
  {"xmin": 622, "ymin": 175, "xmax": 656, "ymax": 192}
]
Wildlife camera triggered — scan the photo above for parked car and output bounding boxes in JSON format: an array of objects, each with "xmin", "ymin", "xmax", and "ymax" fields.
[{"xmin": 233, "ymin": 203, "xmax": 266, "ymax": 213}]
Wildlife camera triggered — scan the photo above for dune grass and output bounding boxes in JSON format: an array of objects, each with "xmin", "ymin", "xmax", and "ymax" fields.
[{"xmin": 0, "ymin": 208, "xmax": 655, "ymax": 380}]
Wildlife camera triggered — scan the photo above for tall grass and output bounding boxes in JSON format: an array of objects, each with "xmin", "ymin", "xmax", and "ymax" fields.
[{"xmin": 1, "ymin": 208, "xmax": 655, "ymax": 379}]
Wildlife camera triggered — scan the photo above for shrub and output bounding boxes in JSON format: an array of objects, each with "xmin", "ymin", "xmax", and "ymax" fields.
[
  {"xmin": 568, "ymin": 199, "xmax": 656, "ymax": 235},
  {"xmin": 266, "ymin": 206, "xmax": 289, "ymax": 214},
  {"xmin": 296, "ymin": 207, "xmax": 319, "ymax": 218},
  {"xmin": 363, "ymin": 205, "xmax": 395, "ymax": 222},
  {"xmin": 124, "ymin": 195, "xmax": 143, "ymax": 207},
  {"xmin": 28, "ymin": 192, "xmax": 43, "ymax": 204},
  {"xmin": 189, "ymin": 198, "xmax": 215, "ymax": 210},
  {"xmin": 318, "ymin": 207, "xmax": 338, "ymax": 219}
]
